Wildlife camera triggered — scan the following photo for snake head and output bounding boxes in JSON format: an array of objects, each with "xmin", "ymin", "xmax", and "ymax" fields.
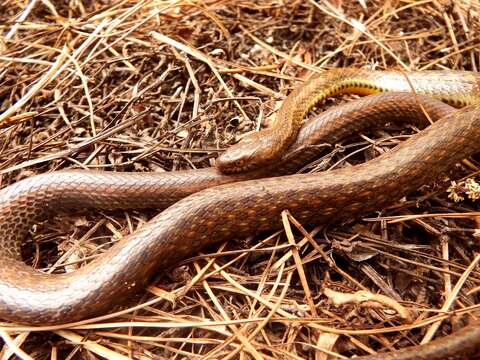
[{"xmin": 216, "ymin": 131, "xmax": 268, "ymax": 174}]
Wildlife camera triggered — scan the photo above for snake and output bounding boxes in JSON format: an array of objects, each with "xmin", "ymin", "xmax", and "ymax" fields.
[
  {"xmin": 0, "ymin": 69, "xmax": 479, "ymax": 359},
  {"xmin": 216, "ymin": 68, "xmax": 479, "ymax": 173}
]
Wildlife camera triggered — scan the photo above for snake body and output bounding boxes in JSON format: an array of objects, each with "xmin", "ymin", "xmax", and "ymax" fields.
[{"xmin": 1, "ymin": 69, "xmax": 480, "ymax": 359}]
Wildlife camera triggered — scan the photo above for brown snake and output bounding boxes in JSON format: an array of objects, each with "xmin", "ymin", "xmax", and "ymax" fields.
[
  {"xmin": 216, "ymin": 68, "xmax": 480, "ymax": 172},
  {"xmin": 1, "ymin": 69, "xmax": 480, "ymax": 359}
]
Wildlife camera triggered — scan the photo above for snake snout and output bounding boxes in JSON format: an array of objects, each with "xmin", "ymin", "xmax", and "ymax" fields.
[
  {"xmin": 216, "ymin": 148, "xmax": 255, "ymax": 174},
  {"xmin": 216, "ymin": 132, "xmax": 264, "ymax": 173}
]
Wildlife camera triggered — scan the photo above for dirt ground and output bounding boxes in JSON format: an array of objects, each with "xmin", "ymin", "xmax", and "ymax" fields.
[{"xmin": 0, "ymin": 1, "xmax": 479, "ymax": 359}]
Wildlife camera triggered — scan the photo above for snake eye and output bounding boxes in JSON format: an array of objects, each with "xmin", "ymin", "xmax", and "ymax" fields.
[{"xmin": 234, "ymin": 159, "xmax": 245, "ymax": 169}]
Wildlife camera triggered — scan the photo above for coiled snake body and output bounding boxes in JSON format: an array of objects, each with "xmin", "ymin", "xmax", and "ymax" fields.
[{"xmin": 1, "ymin": 69, "xmax": 480, "ymax": 359}]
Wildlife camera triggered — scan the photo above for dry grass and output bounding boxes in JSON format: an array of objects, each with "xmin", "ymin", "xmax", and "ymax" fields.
[{"xmin": 0, "ymin": 0, "xmax": 480, "ymax": 359}]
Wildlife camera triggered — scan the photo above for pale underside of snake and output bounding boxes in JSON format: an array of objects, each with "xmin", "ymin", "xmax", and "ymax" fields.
[{"xmin": 0, "ymin": 69, "xmax": 480, "ymax": 360}]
